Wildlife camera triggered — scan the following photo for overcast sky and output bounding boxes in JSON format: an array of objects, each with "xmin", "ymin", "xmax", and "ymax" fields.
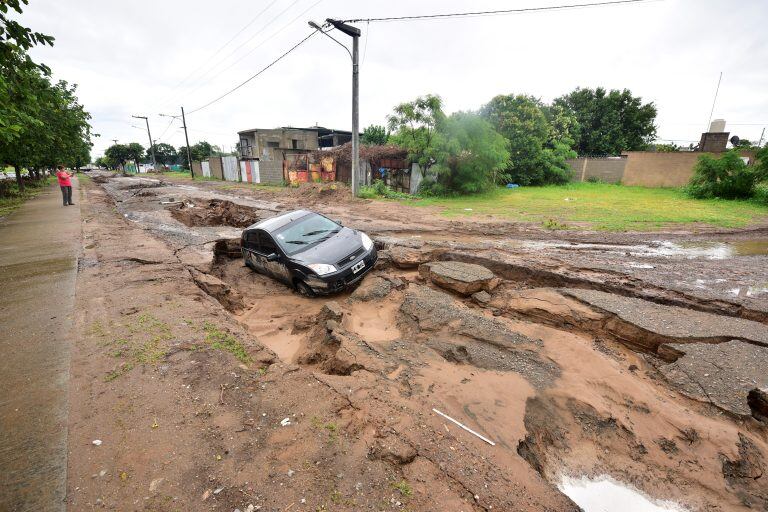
[{"xmin": 20, "ymin": 0, "xmax": 768, "ymax": 159}]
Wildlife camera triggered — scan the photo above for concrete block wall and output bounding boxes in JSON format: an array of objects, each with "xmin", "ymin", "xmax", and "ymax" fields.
[{"xmin": 259, "ymin": 160, "xmax": 284, "ymax": 184}]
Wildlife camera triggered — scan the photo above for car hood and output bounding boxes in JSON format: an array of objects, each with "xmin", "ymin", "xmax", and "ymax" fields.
[{"xmin": 290, "ymin": 227, "xmax": 364, "ymax": 266}]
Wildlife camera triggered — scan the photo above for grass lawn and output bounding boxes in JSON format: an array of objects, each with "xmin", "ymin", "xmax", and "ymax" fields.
[
  {"xmin": 412, "ymin": 183, "xmax": 768, "ymax": 231},
  {"xmin": 0, "ymin": 176, "xmax": 54, "ymax": 218}
]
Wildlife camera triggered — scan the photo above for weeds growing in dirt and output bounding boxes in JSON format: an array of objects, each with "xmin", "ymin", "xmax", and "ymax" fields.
[
  {"xmin": 102, "ymin": 313, "xmax": 171, "ymax": 382},
  {"xmin": 202, "ymin": 321, "xmax": 251, "ymax": 364},
  {"xmin": 542, "ymin": 218, "xmax": 567, "ymax": 230},
  {"xmin": 391, "ymin": 480, "xmax": 413, "ymax": 497}
]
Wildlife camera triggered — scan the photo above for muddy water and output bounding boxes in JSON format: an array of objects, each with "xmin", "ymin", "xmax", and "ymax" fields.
[{"xmin": 559, "ymin": 476, "xmax": 686, "ymax": 512}]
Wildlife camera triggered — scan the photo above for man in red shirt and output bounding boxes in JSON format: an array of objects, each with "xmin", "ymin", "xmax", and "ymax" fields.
[{"xmin": 55, "ymin": 165, "xmax": 74, "ymax": 206}]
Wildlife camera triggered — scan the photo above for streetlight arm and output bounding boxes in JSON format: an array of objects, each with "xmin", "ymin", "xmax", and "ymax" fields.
[{"xmin": 308, "ymin": 21, "xmax": 352, "ymax": 61}]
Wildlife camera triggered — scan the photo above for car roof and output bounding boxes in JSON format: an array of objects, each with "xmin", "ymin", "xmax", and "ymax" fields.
[{"xmin": 246, "ymin": 209, "xmax": 313, "ymax": 233}]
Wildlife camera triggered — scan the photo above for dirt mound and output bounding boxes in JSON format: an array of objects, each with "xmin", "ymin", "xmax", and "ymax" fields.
[
  {"xmin": 170, "ymin": 199, "xmax": 261, "ymax": 228},
  {"xmin": 284, "ymin": 182, "xmax": 353, "ymax": 204}
]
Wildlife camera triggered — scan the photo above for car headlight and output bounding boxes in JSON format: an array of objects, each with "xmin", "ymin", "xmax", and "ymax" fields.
[
  {"xmin": 307, "ymin": 263, "xmax": 337, "ymax": 276},
  {"xmin": 360, "ymin": 232, "xmax": 373, "ymax": 251}
]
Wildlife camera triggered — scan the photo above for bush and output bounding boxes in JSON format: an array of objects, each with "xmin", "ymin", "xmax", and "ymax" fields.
[
  {"xmin": 359, "ymin": 181, "xmax": 410, "ymax": 199},
  {"xmin": 686, "ymin": 149, "xmax": 765, "ymax": 200}
]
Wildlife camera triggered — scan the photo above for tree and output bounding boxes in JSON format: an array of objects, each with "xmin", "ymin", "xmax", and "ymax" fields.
[
  {"xmin": 387, "ymin": 94, "xmax": 445, "ymax": 169},
  {"xmin": 147, "ymin": 143, "xmax": 177, "ymax": 165},
  {"xmin": 554, "ymin": 87, "xmax": 657, "ymax": 155},
  {"xmin": 0, "ymin": 2, "xmax": 92, "ymax": 188},
  {"xmin": 480, "ymin": 94, "xmax": 574, "ymax": 186},
  {"xmin": 652, "ymin": 143, "xmax": 681, "ymax": 152},
  {"xmin": 104, "ymin": 144, "xmax": 133, "ymax": 170},
  {"xmin": 361, "ymin": 125, "xmax": 388, "ymax": 145},
  {"xmin": 426, "ymin": 112, "xmax": 510, "ymax": 194}
]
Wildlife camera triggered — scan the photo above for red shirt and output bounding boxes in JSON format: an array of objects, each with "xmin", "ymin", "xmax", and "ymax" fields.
[{"xmin": 56, "ymin": 170, "xmax": 72, "ymax": 186}]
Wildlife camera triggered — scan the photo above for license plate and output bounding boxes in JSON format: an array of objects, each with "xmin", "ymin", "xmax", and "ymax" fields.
[{"xmin": 351, "ymin": 260, "xmax": 365, "ymax": 274}]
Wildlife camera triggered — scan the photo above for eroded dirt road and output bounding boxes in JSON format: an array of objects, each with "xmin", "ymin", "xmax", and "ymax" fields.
[{"xmin": 64, "ymin": 174, "xmax": 768, "ymax": 511}]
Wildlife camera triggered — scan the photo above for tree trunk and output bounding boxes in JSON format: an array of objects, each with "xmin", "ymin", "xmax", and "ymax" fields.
[{"xmin": 14, "ymin": 165, "xmax": 24, "ymax": 192}]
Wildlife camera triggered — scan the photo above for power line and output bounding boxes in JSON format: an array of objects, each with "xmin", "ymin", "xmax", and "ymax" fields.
[
  {"xmin": 185, "ymin": 30, "xmax": 319, "ymax": 115},
  {"xmin": 166, "ymin": 0, "xmax": 306, "ymax": 109},
  {"xmin": 343, "ymin": 0, "xmax": 656, "ymax": 23},
  {"xmin": 176, "ymin": 0, "xmax": 325, "ymax": 107},
  {"xmin": 153, "ymin": 0, "xmax": 281, "ymax": 109}
]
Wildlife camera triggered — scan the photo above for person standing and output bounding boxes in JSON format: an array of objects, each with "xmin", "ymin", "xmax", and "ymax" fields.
[{"xmin": 55, "ymin": 165, "xmax": 74, "ymax": 206}]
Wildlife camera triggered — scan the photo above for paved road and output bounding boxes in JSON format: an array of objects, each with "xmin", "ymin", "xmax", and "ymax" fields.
[{"xmin": 0, "ymin": 180, "xmax": 80, "ymax": 511}]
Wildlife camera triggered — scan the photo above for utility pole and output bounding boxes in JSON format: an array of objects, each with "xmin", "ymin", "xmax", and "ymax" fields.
[
  {"xmin": 132, "ymin": 115, "xmax": 156, "ymax": 169},
  {"xmin": 181, "ymin": 107, "xmax": 193, "ymax": 176},
  {"xmin": 311, "ymin": 19, "xmax": 361, "ymax": 196},
  {"xmin": 111, "ymin": 139, "xmax": 118, "ymax": 145},
  {"xmin": 159, "ymin": 108, "xmax": 193, "ymax": 176},
  {"xmin": 758, "ymin": 127, "xmax": 765, "ymax": 148}
]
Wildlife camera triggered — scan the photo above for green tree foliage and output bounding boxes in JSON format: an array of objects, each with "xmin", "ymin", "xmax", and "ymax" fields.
[
  {"xmin": 147, "ymin": 143, "xmax": 177, "ymax": 165},
  {"xmin": 0, "ymin": 0, "xmax": 91, "ymax": 189},
  {"xmin": 361, "ymin": 124, "xmax": 388, "ymax": 145},
  {"xmin": 687, "ymin": 149, "xmax": 768, "ymax": 200},
  {"xmin": 652, "ymin": 143, "xmax": 681, "ymax": 152},
  {"xmin": 104, "ymin": 144, "xmax": 133, "ymax": 169},
  {"xmin": 426, "ymin": 112, "xmax": 510, "ymax": 195},
  {"xmin": 177, "ymin": 141, "xmax": 215, "ymax": 162},
  {"xmin": 387, "ymin": 94, "xmax": 445, "ymax": 169},
  {"xmin": 126, "ymin": 142, "xmax": 144, "ymax": 165},
  {"xmin": 554, "ymin": 87, "xmax": 657, "ymax": 155},
  {"xmin": 480, "ymin": 94, "xmax": 575, "ymax": 186}
]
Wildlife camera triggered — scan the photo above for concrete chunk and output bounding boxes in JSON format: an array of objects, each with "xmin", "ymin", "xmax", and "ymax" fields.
[{"xmin": 419, "ymin": 261, "xmax": 495, "ymax": 296}]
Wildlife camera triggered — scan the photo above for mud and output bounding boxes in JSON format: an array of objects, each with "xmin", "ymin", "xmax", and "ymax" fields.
[
  {"xmin": 170, "ymin": 198, "xmax": 263, "ymax": 228},
  {"xmin": 65, "ymin": 173, "xmax": 768, "ymax": 511}
]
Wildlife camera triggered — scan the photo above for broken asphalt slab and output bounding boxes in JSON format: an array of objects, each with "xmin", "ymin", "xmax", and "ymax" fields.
[
  {"xmin": 560, "ymin": 288, "xmax": 768, "ymax": 350},
  {"xmin": 657, "ymin": 340, "xmax": 768, "ymax": 417}
]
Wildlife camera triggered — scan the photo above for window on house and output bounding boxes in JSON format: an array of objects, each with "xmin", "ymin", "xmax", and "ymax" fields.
[
  {"xmin": 292, "ymin": 139, "xmax": 299, "ymax": 149},
  {"xmin": 266, "ymin": 141, "xmax": 279, "ymax": 148}
]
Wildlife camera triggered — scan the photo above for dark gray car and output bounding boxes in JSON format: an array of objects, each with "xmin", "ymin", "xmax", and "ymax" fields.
[{"xmin": 241, "ymin": 209, "xmax": 377, "ymax": 296}]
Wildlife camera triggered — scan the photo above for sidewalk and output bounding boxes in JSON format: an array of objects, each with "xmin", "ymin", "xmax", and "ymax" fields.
[{"xmin": 0, "ymin": 179, "xmax": 81, "ymax": 511}]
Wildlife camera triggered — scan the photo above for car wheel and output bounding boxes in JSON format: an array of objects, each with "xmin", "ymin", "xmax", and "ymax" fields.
[{"xmin": 295, "ymin": 280, "xmax": 316, "ymax": 297}]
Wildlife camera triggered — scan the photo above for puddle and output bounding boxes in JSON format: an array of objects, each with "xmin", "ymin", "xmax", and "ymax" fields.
[
  {"xmin": 524, "ymin": 239, "xmax": 768, "ymax": 260},
  {"xmin": 559, "ymin": 475, "xmax": 686, "ymax": 512},
  {"xmin": 728, "ymin": 284, "xmax": 768, "ymax": 297}
]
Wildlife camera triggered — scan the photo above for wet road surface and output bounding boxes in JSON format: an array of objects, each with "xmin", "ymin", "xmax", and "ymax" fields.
[{"xmin": 0, "ymin": 181, "xmax": 80, "ymax": 511}]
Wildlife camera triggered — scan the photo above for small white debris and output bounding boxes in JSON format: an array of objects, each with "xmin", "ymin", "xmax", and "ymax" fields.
[
  {"xmin": 92, "ymin": 439, "xmax": 102, "ymax": 446},
  {"xmin": 245, "ymin": 505, "xmax": 255, "ymax": 512},
  {"xmin": 300, "ymin": 498, "xmax": 306, "ymax": 504},
  {"xmin": 287, "ymin": 469, "xmax": 295, "ymax": 477},
  {"xmin": 99, "ymin": 470, "xmax": 107, "ymax": 477},
  {"xmin": 213, "ymin": 486, "xmax": 224, "ymax": 495},
  {"xmin": 280, "ymin": 417, "xmax": 291, "ymax": 427},
  {"xmin": 463, "ymin": 208, "xmax": 473, "ymax": 211}
]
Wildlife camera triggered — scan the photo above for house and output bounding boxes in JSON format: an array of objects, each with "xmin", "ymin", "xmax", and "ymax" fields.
[{"xmin": 237, "ymin": 126, "xmax": 354, "ymax": 161}]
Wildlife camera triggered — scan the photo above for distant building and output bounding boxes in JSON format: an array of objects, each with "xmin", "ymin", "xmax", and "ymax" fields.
[{"xmin": 237, "ymin": 126, "xmax": 353, "ymax": 161}]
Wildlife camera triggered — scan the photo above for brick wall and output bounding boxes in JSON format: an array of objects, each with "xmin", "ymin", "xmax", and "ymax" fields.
[{"xmin": 566, "ymin": 157, "xmax": 626, "ymax": 183}]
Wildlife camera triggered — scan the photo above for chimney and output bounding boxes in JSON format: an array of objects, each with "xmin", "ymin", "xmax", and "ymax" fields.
[{"xmin": 698, "ymin": 119, "xmax": 729, "ymax": 152}]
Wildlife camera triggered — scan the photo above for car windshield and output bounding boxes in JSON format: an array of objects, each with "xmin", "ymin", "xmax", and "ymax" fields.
[{"xmin": 273, "ymin": 213, "xmax": 340, "ymax": 256}]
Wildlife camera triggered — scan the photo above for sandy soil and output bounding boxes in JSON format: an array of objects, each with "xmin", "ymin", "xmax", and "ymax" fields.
[{"xmin": 64, "ymin": 174, "xmax": 768, "ymax": 511}]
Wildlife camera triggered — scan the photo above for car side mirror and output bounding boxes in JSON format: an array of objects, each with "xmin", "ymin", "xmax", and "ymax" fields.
[{"xmin": 266, "ymin": 253, "xmax": 279, "ymax": 262}]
